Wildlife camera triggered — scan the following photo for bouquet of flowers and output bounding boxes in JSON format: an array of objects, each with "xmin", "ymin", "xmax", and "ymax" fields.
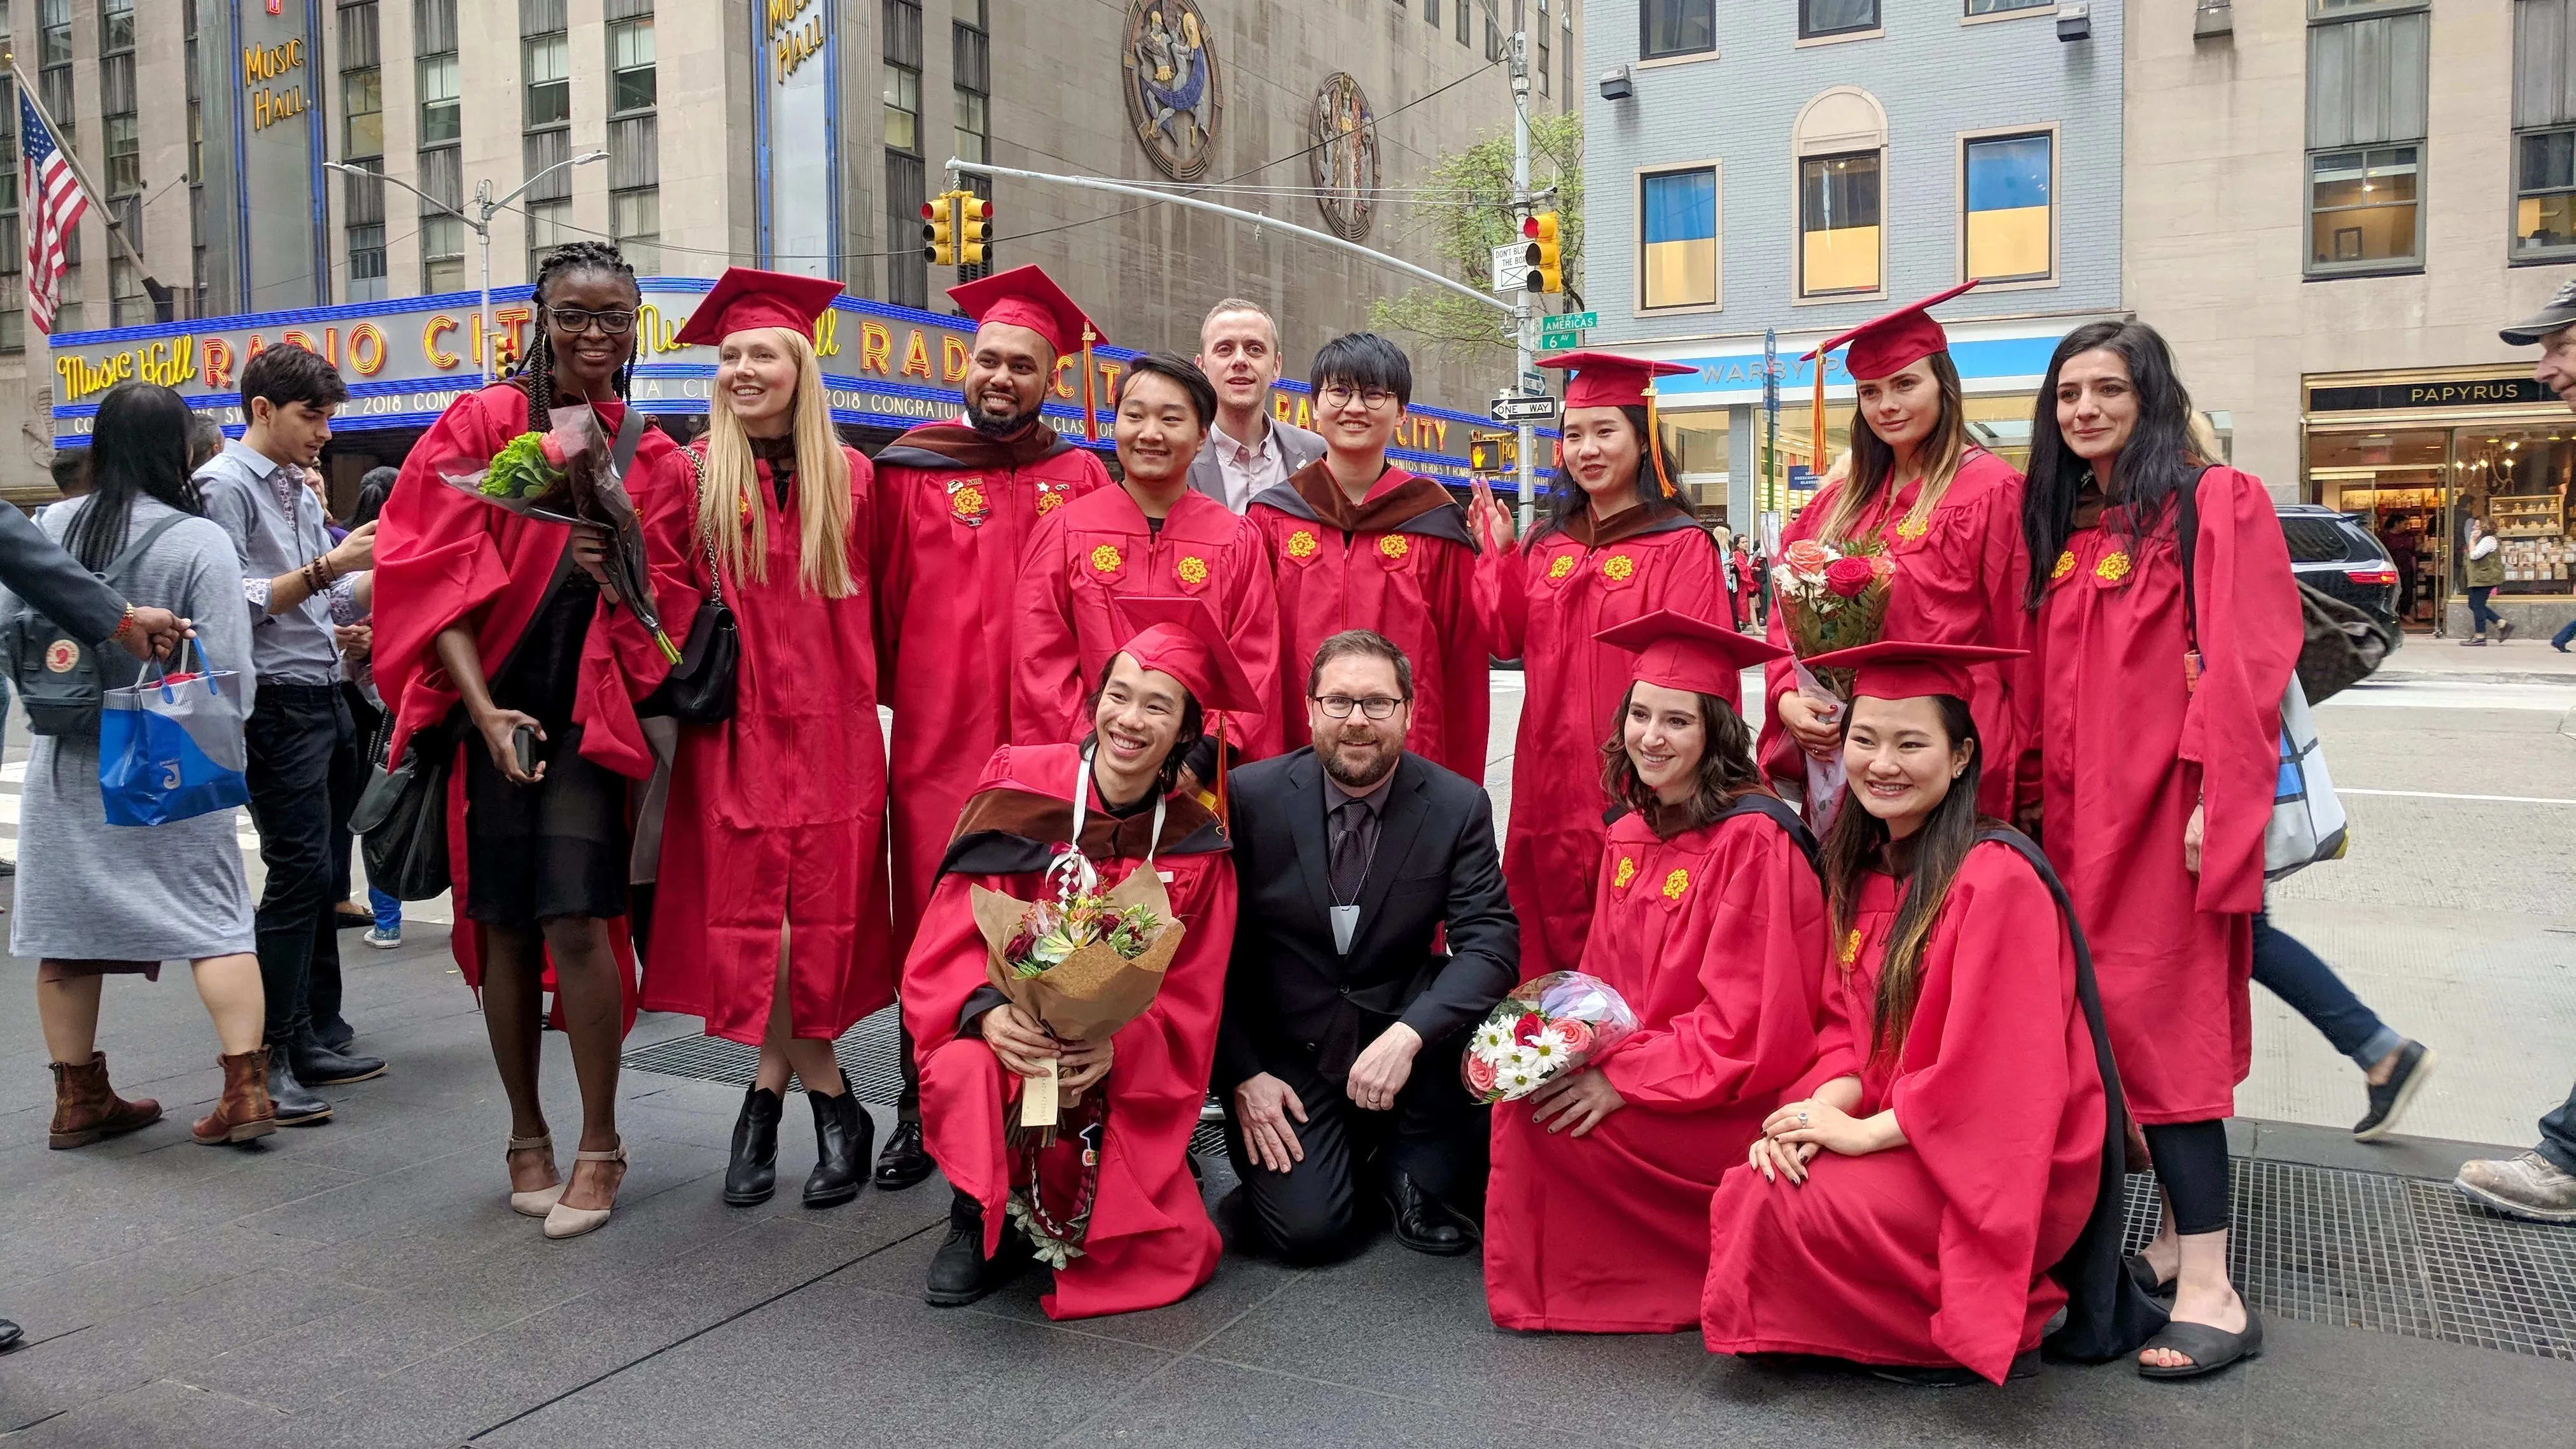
[
  {"xmin": 968, "ymin": 867, "xmax": 1184, "ymax": 1133},
  {"xmin": 1462, "ymin": 970, "xmax": 1640, "ymax": 1105},
  {"xmin": 437, "ymin": 404, "xmax": 680, "ymax": 665},
  {"xmin": 1770, "ymin": 535, "xmax": 1896, "ymax": 831}
]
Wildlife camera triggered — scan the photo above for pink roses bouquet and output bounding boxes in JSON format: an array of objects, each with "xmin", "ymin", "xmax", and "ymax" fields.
[{"xmin": 1462, "ymin": 970, "xmax": 1639, "ymax": 1105}]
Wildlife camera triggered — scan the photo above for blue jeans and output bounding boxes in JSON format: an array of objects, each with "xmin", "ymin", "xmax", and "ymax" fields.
[
  {"xmin": 2251, "ymin": 908, "xmax": 2404, "ymax": 1071},
  {"xmin": 2552, "ymin": 617, "xmax": 2576, "ymax": 650},
  {"xmin": 2468, "ymin": 585, "xmax": 2502, "ymax": 635},
  {"xmin": 368, "ymin": 886, "xmax": 400, "ymax": 933}
]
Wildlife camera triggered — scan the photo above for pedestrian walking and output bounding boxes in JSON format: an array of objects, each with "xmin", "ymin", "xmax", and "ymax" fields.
[
  {"xmin": 635, "ymin": 268, "xmax": 894, "ymax": 1212},
  {"xmin": 871, "ymin": 265, "xmax": 1112, "ymax": 1191},
  {"xmin": 1014, "ymin": 352, "xmax": 1281, "ymax": 762},
  {"xmin": 1188, "ymin": 299, "xmax": 1324, "ymax": 514},
  {"xmin": 1761, "ymin": 283, "xmax": 2030, "ymax": 820},
  {"xmin": 1463, "ymin": 351, "xmax": 1731, "ymax": 978},
  {"xmin": 1704, "ymin": 641, "xmax": 2145, "ymax": 1385},
  {"xmin": 1483, "ymin": 611, "xmax": 1823, "ymax": 1334},
  {"xmin": 374, "ymin": 239, "xmax": 698, "ymax": 1239},
  {"xmin": 2017, "ymin": 320, "xmax": 2300, "ymax": 1380},
  {"xmin": 1247, "ymin": 333, "xmax": 1491, "ymax": 783},
  {"xmin": 342, "ymin": 468, "xmax": 403, "ymax": 951},
  {"xmin": 2462, "ymin": 515, "xmax": 2507, "ymax": 644},
  {"xmin": 12, "ymin": 381, "xmax": 276, "ymax": 1149},
  {"xmin": 2251, "ymin": 911, "xmax": 2435, "ymax": 1140},
  {"xmin": 195, "ymin": 344, "xmax": 386, "ymax": 1120},
  {"xmin": 1735, "ymin": 535, "xmax": 1761, "ymax": 629},
  {"xmin": 904, "ymin": 601, "xmax": 1254, "ymax": 1315}
]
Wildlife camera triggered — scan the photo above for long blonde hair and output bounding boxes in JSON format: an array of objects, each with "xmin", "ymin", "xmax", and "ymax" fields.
[
  {"xmin": 1818, "ymin": 351, "xmax": 1968, "ymax": 543},
  {"xmin": 696, "ymin": 327, "xmax": 855, "ymax": 598}
]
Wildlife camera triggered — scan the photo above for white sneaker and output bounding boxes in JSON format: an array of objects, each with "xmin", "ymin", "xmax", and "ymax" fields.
[{"xmin": 363, "ymin": 925, "xmax": 402, "ymax": 950}]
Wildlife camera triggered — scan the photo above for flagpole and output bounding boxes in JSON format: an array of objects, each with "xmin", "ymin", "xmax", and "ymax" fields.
[{"xmin": 6, "ymin": 53, "xmax": 149, "ymax": 276}]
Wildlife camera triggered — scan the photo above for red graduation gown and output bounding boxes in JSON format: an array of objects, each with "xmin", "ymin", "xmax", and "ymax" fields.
[
  {"xmin": 1702, "ymin": 842, "xmax": 2106, "ymax": 1382},
  {"xmin": 1248, "ymin": 461, "xmax": 1488, "ymax": 782},
  {"xmin": 1759, "ymin": 448, "xmax": 2029, "ymax": 817},
  {"xmin": 1010, "ymin": 484, "xmax": 1282, "ymax": 759},
  {"xmin": 1484, "ymin": 801, "xmax": 1826, "ymax": 1334},
  {"xmin": 643, "ymin": 444, "xmax": 895, "ymax": 1045},
  {"xmin": 2017, "ymin": 465, "xmax": 2298, "ymax": 1124},
  {"xmin": 872, "ymin": 423, "xmax": 1111, "ymax": 951},
  {"xmin": 901, "ymin": 744, "xmax": 1233, "ymax": 1319},
  {"xmin": 1474, "ymin": 505, "xmax": 1728, "ymax": 977},
  {"xmin": 374, "ymin": 382, "xmax": 696, "ymax": 1016}
]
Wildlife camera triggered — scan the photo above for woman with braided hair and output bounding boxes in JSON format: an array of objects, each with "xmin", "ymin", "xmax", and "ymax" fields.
[{"xmin": 375, "ymin": 240, "xmax": 698, "ymax": 1240}]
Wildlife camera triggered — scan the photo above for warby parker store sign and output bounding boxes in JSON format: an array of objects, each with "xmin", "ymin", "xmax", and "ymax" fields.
[{"xmin": 47, "ymin": 279, "xmax": 1488, "ymax": 478}]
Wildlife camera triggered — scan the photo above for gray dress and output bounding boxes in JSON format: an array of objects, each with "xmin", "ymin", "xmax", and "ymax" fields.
[{"xmin": 6, "ymin": 496, "xmax": 258, "ymax": 962}]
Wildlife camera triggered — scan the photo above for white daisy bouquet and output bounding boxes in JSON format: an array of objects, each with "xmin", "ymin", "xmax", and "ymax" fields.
[{"xmin": 1462, "ymin": 970, "xmax": 1640, "ymax": 1105}]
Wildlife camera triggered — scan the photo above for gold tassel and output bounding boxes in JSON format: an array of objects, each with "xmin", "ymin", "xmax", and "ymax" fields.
[
  {"xmin": 1810, "ymin": 348, "xmax": 1828, "ymax": 479},
  {"xmin": 1643, "ymin": 383, "xmax": 1676, "ymax": 500},
  {"xmin": 1080, "ymin": 326, "xmax": 1100, "ymax": 443}
]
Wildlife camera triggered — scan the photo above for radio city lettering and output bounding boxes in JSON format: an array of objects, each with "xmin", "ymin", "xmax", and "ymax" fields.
[
  {"xmin": 242, "ymin": 38, "xmax": 309, "ymax": 132},
  {"xmin": 767, "ymin": 0, "xmax": 825, "ymax": 81}
]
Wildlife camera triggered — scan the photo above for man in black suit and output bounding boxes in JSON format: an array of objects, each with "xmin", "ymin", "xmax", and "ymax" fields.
[{"xmin": 1218, "ymin": 629, "xmax": 1518, "ymax": 1263}]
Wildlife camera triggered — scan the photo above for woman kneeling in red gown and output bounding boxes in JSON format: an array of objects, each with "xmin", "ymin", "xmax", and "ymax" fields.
[
  {"xmin": 1702, "ymin": 641, "xmax": 2137, "ymax": 1385},
  {"xmin": 1484, "ymin": 610, "xmax": 1826, "ymax": 1334}
]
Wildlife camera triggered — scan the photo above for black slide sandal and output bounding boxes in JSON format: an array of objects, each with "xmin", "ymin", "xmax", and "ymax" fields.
[
  {"xmin": 2124, "ymin": 1254, "xmax": 2177, "ymax": 1298},
  {"xmin": 2136, "ymin": 1310, "xmax": 2263, "ymax": 1380}
]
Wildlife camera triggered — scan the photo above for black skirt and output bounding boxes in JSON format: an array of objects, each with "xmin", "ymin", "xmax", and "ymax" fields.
[{"xmin": 463, "ymin": 575, "xmax": 629, "ymax": 926}]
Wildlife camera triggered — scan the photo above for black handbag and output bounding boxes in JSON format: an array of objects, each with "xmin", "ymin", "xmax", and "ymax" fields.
[
  {"xmin": 639, "ymin": 448, "xmax": 739, "ymax": 724},
  {"xmin": 351, "ymin": 714, "xmax": 456, "ymax": 902}
]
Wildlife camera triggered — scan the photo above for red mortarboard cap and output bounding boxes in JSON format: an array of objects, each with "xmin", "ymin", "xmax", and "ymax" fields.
[
  {"xmin": 1800, "ymin": 280, "xmax": 1981, "ymax": 382},
  {"xmin": 1538, "ymin": 350, "xmax": 1697, "ymax": 410},
  {"xmin": 673, "ymin": 267, "xmax": 845, "ymax": 347},
  {"xmin": 1107, "ymin": 594, "xmax": 1261, "ymax": 715},
  {"xmin": 1593, "ymin": 609, "xmax": 1790, "ymax": 713},
  {"xmin": 946, "ymin": 263, "xmax": 1104, "ymax": 358},
  {"xmin": 1798, "ymin": 639, "xmax": 2027, "ymax": 703}
]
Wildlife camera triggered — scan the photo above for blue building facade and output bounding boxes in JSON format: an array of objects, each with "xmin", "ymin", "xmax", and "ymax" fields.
[{"xmin": 1581, "ymin": 0, "xmax": 2125, "ymax": 531}]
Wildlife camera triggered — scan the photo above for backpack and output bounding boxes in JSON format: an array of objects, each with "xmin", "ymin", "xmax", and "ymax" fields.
[{"xmin": 4, "ymin": 511, "xmax": 187, "ymax": 738}]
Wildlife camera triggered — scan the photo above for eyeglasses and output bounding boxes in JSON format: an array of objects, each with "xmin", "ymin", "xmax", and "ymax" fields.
[
  {"xmin": 544, "ymin": 305, "xmax": 638, "ymax": 337},
  {"xmin": 1317, "ymin": 385, "xmax": 1397, "ymax": 412},
  {"xmin": 1313, "ymin": 694, "xmax": 1405, "ymax": 720}
]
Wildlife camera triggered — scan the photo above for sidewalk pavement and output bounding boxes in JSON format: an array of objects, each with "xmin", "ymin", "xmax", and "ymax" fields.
[{"xmin": 2375, "ymin": 631, "xmax": 2576, "ymax": 682}]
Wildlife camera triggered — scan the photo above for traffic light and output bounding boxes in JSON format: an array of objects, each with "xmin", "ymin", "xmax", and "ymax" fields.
[
  {"xmin": 958, "ymin": 194, "xmax": 991, "ymax": 267},
  {"xmin": 921, "ymin": 192, "xmax": 958, "ymax": 267},
  {"xmin": 1522, "ymin": 211, "xmax": 1563, "ymax": 295},
  {"xmin": 1468, "ymin": 430, "xmax": 1518, "ymax": 475}
]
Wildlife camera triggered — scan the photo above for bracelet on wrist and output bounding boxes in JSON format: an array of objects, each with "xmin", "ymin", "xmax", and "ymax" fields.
[{"xmin": 106, "ymin": 602, "xmax": 137, "ymax": 642}]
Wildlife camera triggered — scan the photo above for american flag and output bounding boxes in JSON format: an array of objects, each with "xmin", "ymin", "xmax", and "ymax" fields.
[{"xmin": 20, "ymin": 91, "xmax": 86, "ymax": 335}]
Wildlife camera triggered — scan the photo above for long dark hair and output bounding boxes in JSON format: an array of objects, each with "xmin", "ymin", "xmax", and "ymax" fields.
[
  {"xmin": 350, "ymin": 465, "xmax": 398, "ymax": 528},
  {"xmin": 1081, "ymin": 655, "xmax": 1208, "ymax": 799},
  {"xmin": 1598, "ymin": 682, "xmax": 1766, "ymax": 830},
  {"xmin": 64, "ymin": 382, "xmax": 202, "ymax": 570},
  {"xmin": 2020, "ymin": 321, "xmax": 2201, "ymax": 610},
  {"xmin": 1815, "ymin": 694, "xmax": 1986, "ymax": 1065},
  {"xmin": 1821, "ymin": 351, "xmax": 1968, "ymax": 543},
  {"xmin": 513, "ymin": 240, "xmax": 640, "ymax": 421},
  {"xmin": 1538, "ymin": 404, "xmax": 1675, "ymax": 538}
]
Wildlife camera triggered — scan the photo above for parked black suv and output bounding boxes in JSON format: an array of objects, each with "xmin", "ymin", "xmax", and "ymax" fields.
[{"xmin": 2278, "ymin": 503, "xmax": 2403, "ymax": 644}]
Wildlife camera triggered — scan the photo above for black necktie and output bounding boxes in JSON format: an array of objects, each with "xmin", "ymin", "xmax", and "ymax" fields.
[{"xmin": 1328, "ymin": 799, "xmax": 1371, "ymax": 906}]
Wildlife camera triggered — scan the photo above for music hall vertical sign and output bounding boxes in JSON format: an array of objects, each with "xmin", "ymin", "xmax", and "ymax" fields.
[
  {"xmin": 757, "ymin": 0, "xmax": 839, "ymax": 279},
  {"xmin": 197, "ymin": 0, "xmax": 329, "ymax": 311}
]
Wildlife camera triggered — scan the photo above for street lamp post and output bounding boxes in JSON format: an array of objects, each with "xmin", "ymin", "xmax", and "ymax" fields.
[{"xmin": 325, "ymin": 151, "xmax": 609, "ymax": 380}]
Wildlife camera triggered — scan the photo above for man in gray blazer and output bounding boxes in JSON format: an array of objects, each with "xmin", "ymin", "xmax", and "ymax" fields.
[{"xmin": 1192, "ymin": 298, "xmax": 1326, "ymax": 513}]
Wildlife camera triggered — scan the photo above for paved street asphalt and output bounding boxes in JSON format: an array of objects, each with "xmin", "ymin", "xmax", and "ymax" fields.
[{"xmin": 1, "ymin": 656, "xmax": 2572, "ymax": 1446}]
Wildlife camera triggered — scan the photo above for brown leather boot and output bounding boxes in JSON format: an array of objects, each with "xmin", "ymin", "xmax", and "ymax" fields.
[
  {"xmin": 48, "ymin": 1051, "xmax": 162, "ymax": 1149},
  {"xmin": 192, "ymin": 1047, "xmax": 277, "ymax": 1145}
]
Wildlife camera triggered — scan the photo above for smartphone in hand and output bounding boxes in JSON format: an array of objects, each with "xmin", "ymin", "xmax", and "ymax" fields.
[{"xmin": 512, "ymin": 724, "xmax": 538, "ymax": 778}]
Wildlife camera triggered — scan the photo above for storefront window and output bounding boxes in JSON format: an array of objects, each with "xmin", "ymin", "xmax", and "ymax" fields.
[
  {"xmin": 2309, "ymin": 428, "xmax": 2447, "ymax": 629},
  {"xmin": 1961, "ymin": 391, "xmax": 2036, "ymax": 472},
  {"xmin": 1667, "ymin": 410, "xmax": 1730, "ymax": 521},
  {"xmin": 2461, "ymin": 428, "xmax": 2576, "ymax": 594}
]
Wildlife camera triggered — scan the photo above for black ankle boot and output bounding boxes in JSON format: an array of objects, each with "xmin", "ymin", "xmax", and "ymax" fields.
[
  {"xmin": 874, "ymin": 1116, "xmax": 934, "ymax": 1191},
  {"xmin": 925, "ymin": 1189, "xmax": 1028, "ymax": 1306},
  {"xmin": 802, "ymin": 1074, "xmax": 871, "ymax": 1209},
  {"xmin": 288, "ymin": 1024, "xmax": 386, "ymax": 1086},
  {"xmin": 724, "ymin": 1088, "xmax": 783, "ymax": 1206},
  {"xmin": 265, "ymin": 1050, "xmax": 332, "ymax": 1126}
]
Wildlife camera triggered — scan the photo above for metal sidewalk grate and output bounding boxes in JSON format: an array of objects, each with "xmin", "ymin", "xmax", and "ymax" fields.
[
  {"xmin": 2120, "ymin": 1159, "xmax": 2576, "ymax": 1359},
  {"xmin": 622, "ymin": 1005, "xmax": 909, "ymax": 1102}
]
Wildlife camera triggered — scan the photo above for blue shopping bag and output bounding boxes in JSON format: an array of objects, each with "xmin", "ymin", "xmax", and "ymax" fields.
[{"xmin": 99, "ymin": 643, "xmax": 249, "ymax": 827}]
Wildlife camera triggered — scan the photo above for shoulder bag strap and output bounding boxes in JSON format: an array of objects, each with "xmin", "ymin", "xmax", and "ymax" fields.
[
  {"xmin": 101, "ymin": 513, "xmax": 189, "ymax": 591},
  {"xmin": 2171, "ymin": 465, "xmax": 2215, "ymax": 656},
  {"xmin": 680, "ymin": 444, "xmax": 721, "ymax": 606},
  {"xmin": 608, "ymin": 399, "xmax": 647, "ymax": 478}
]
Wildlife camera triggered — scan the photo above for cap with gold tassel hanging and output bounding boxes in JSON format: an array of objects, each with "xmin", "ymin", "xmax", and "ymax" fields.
[{"xmin": 1533, "ymin": 350, "xmax": 1697, "ymax": 501}]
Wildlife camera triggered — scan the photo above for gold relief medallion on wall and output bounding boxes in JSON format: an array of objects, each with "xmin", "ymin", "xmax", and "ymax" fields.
[
  {"xmin": 1123, "ymin": 0, "xmax": 1222, "ymax": 181},
  {"xmin": 1308, "ymin": 73, "xmax": 1380, "ymax": 242}
]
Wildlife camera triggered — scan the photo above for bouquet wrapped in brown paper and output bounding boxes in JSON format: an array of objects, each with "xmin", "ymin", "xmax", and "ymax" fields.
[{"xmin": 967, "ymin": 867, "xmax": 1185, "ymax": 1134}]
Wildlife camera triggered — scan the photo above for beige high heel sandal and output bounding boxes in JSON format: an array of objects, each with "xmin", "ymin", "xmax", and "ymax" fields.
[
  {"xmin": 508, "ymin": 1133, "xmax": 566, "ymax": 1217},
  {"xmin": 542, "ymin": 1144, "xmax": 627, "ymax": 1240}
]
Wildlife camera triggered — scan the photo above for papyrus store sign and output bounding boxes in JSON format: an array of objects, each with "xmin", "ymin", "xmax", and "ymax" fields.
[{"xmin": 46, "ymin": 278, "xmax": 1501, "ymax": 477}]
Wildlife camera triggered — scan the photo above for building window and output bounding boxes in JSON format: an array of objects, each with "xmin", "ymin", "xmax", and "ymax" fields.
[
  {"xmin": 2514, "ymin": 0, "xmax": 2576, "ymax": 260},
  {"xmin": 1802, "ymin": 0, "xmax": 1879, "ymax": 39},
  {"xmin": 526, "ymin": 199, "xmax": 571, "ymax": 280},
  {"xmin": 1639, "ymin": 165, "xmax": 1719, "ymax": 311},
  {"xmin": 1966, "ymin": 0, "xmax": 2052, "ymax": 14},
  {"xmin": 1536, "ymin": 0, "xmax": 1551, "ymax": 94},
  {"xmin": 342, "ymin": 65, "xmax": 382, "ymax": 161},
  {"xmin": 0, "ymin": 51, "xmax": 21, "ymax": 352},
  {"xmin": 1457, "ymin": 0, "xmax": 1469, "ymax": 45},
  {"xmin": 348, "ymin": 222, "xmax": 386, "ymax": 297},
  {"xmin": 2305, "ymin": 4, "xmax": 2427, "ymax": 276},
  {"xmin": 1962, "ymin": 130, "xmax": 2053, "ymax": 282},
  {"xmin": 417, "ymin": 0, "xmax": 463, "ymax": 296},
  {"xmin": 612, "ymin": 185, "xmax": 658, "ymax": 272},
  {"xmin": 523, "ymin": 0, "xmax": 571, "ymax": 278},
  {"xmin": 885, "ymin": 67, "xmax": 921, "ymax": 154},
  {"xmin": 610, "ymin": 0, "xmax": 657, "ymax": 274},
  {"xmin": 38, "ymin": 0, "xmax": 69, "ymax": 142},
  {"xmin": 99, "ymin": 0, "xmax": 130, "ymax": 50},
  {"xmin": 1642, "ymin": 0, "xmax": 1713, "ymax": 58},
  {"xmin": 1800, "ymin": 153, "xmax": 1882, "ymax": 296},
  {"xmin": 418, "ymin": 53, "xmax": 459, "ymax": 143},
  {"xmin": 610, "ymin": 11, "xmax": 655, "ymax": 115},
  {"xmin": 524, "ymin": 35, "xmax": 571, "ymax": 129},
  {"xmin": 1424, "ymin": 0, "xmax": 1436, "ymax": 25},
  {"xmin": 422, "ymin": 214, "xmax": 464, "ymax": 293},
  {"xmin": 1563, "ymin": 13, "xmax": 1574, "ymax": 99},
  {"xmin": 110, "ymin": 254, "xmax": 148, "ymax": 325},
  {"xmin": 340, "ymin": 2, "xmax": 384, "ymax": 302},
  {"xmin": 954, "ymin": 3, "xmax": 989, "ymax": 166}
]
